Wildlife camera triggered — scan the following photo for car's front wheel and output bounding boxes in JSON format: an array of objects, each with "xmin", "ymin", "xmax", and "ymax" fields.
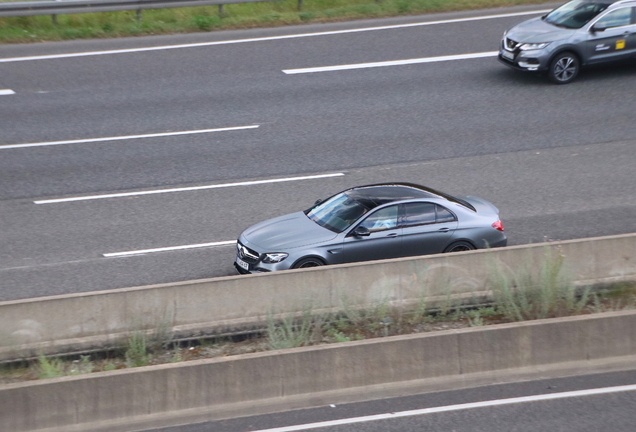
[
  {"xmin": 548, "ymin": 52, "xmax": 580, "ymax": 84},
  {"xmin": 292, "ymin": 257, "xmax": 325, "ymax": 269}
]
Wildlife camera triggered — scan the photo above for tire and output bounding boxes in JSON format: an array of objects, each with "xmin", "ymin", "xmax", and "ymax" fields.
[
  {"xmin": 443, "ymin": 241, "xmax": 475, "ymax": 253},
  {"xmin": 292, "ymin": 257, "xmax": 325, "ymax": 269},
  {"xmin": 548, "ymin": 52, "xmax": 580, "ymax": 84}
]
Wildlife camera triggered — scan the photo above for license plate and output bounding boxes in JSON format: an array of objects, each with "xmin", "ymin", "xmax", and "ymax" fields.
[
  {"xmin": 502, "ymin": 50, "xmax": 515, "ymax": 61},
  {"xmin": 236, "ymin": 257, "xmax": 249, "ymax": 271}
]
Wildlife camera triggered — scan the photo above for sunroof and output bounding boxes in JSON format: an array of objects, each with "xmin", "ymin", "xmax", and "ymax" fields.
[
  {"xmin": 346, "ymin": 184, "xmax": 439, "ymax": 209},
  {"xmin": 345, "ymin": 183, "xmax": 476, "ymax": 212}
]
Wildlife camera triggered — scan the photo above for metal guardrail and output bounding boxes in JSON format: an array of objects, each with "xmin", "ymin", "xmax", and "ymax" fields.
[{"xmin": 0, "ymin": 0, "xmax": 290, "ymax": 20}]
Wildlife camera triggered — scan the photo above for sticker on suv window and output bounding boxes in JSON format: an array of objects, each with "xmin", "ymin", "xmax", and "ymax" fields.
[{"xmin": 616, "ymin": 40, "xmax": 626, "ymax": 50}]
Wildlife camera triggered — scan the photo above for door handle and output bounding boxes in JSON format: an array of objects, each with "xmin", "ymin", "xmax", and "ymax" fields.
[
  {"xmin": 385, "ymin": 233, "xmax": 398, "ymax": 237},
  {"xmin": 438, "ymin": 227, "xmax": 450, "ymax": 232}
]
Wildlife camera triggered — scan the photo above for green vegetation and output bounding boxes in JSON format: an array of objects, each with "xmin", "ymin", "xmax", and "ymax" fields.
[
  {"xmin": 125, "ymin": 331, "xmax": 150, "ymax": 368},
  {"xmin": 489, "ymin": 247, "xmax": 592, "ymax": 321},
  {"xmin": 264, "ymin": 248, "xmax": 636, "ymax": 347},
  {"xmin": 267, "ymin": 308, "xmax": 321, "ymax": 350},
  {"xmin": 37, "ymin": 353, "xmax": 65, "ymax": 379},
  {"xmin": 0, "ymin": 0, "xmax": 554, "ymax": 43}
]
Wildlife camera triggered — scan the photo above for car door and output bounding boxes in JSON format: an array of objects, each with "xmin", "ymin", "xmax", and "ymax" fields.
[
  {"xmin": 342, "ymin": 205, "xmax": 402, "ymax": 263},
  {"xmin": 585, "ymin": 6, "xmax": 636, "ymax": 64},
  {"xmin": 400, "ymin": 202, "xmax": 459, "ymax": 256}
]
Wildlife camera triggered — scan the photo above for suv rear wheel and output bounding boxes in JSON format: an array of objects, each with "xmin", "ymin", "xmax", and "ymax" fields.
[{"xmin": 548, "ymin": 51, "xmax": 580, "ymax": 84}]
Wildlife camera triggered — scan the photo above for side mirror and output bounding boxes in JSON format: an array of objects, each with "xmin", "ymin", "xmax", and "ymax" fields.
[
  {"xmin": 352, "ymin": 226, "xmax": 371, "ymax": 237},
  {"xmin": 591, "ymin": 25, "xmax": 605, "ymax": 33}
]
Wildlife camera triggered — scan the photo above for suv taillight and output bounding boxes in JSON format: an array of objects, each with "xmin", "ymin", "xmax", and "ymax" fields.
[{"xmin": 492, "ymin": 220, "xmax": 504, "ymax": 232}]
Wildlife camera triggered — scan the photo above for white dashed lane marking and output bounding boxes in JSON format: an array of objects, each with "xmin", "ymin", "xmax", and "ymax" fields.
[
  {"xmin": 0, "ymin": 125, "xmax": 259, "ymax": 150},
  {"xmin": 36, "ymin": 173, "xmax": 345, "ymax": 204},
  {"xmin": 283, "ymin": 52, "xmax": 498, "ymax": 74},
  {"xmin": 103, "ymin": 240, "xmax": 237, "ymax": 258}
]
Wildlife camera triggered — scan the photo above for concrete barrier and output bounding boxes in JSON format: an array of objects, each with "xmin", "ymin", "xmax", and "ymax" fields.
[
  {"xmin": 2, "ymin": 310, "xmax": 636, "ymax": 432},
  {"xmin": 1, "ymin": 233, "xmax": 635, "ymax": 359}
]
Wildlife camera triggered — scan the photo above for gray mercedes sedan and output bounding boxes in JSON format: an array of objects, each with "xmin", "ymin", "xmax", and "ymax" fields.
[
  {"xmin": 499, "ymin": 0, "xmax": 636, "ymax": 83},
  {"xmin": 234, "ymin": 183, "xmax": 506, "ymax": 274}
]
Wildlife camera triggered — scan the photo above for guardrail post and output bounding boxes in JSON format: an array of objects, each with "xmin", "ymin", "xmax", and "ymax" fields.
[
  {"xmin": 51, "ymin": 14, "xmax": 57, "ymax": 24},
  {"xmin": 136, "ymin": 8, "xmax": 141, "ymax": 21},
  {"xmin": 297, "ymin": 0, "xmax": 302, "ymax": 10},
  {"xmin": 218, "ymin": 4, "xmax": 224, "ymax": 15}
]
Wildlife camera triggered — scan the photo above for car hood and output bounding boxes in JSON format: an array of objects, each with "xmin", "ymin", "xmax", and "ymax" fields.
[
  {"xmin": 242, "ymin": 211, "xmax": 338, "ymax": 251},
  {"xmin": 507, "ymin": 17, "xmax": 574, "ymax": 43}
]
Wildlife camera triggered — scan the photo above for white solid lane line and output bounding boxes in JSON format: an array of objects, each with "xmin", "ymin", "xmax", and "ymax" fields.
[
  {"xmin": 0, "ymin": 10, "xmax": 548, "ymax": 63},
  {"xmin": 35, "ymin": 173, "xmax": 345, "ymax": 204},
  {"xmin": 246, "ymin": 384, "xmax": 636, "ymax": 432},
  {"xmin": 0, "ymin": 89, "xmax": 15, "ymax": 95},
  {"xmin": 103, "ymin": 240, "xmax": 236, "ymax": 257},
  {"xmin": 283, "ymin": 51, "xmax": 498, "ymax": 74},
  {"xmin": 0, "ymin": 125, "xmax": 259, "ymax": 150}
]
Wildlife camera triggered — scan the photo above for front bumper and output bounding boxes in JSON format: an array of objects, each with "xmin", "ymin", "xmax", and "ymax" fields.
[
  {"xmin": 499, "ymin": 42, "xmax": 551, "ymax": 72},
  {"xmin": 234, "ymin": 239, "xmax": 294, "ymax": 274},
  {"xmin": 499, "ymin": 52, "xmax": 548, "ymax": 72}
]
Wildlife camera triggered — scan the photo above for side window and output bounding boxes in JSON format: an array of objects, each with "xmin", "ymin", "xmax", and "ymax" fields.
[
  {"xmin": 359, "ymin": 205, "xmax": 399, "ymax": 232},
  {"xmin": 402, "ymin": 202, "xmax": 436, "ymax": 227},
  {"xmin": 436, "ymin": 205, "xmax": 457, "ymax": 223},
  {"xmin": 595, "ymin": 7, "xmax": 632, "ymax": 28}
]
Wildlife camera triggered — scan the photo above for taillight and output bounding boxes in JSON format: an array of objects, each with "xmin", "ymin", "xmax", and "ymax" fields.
[{"xmin": 492, "ymin": 220, "xmax": 504, "ymax": 232}]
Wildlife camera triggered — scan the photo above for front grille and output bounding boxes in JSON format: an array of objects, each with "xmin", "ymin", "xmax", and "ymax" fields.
[
  {"xmin": 237, "ymin": 242, "xmax": 260, "ymax": 264},
  {"xmin": 505, "ymin": 37, "xmax": 519, "ymax": 51}
]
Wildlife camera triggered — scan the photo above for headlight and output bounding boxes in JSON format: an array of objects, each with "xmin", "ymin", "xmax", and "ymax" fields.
[
  {"xmin": 519, "ymin": 42, "xmax": 550, "ymax": 50},
  {"xmin": 262, "ymin": 253, "xmax": 288, "ymax": 263}
]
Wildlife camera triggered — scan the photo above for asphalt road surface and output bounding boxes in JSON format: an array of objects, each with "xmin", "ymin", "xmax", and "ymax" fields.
[
  {"xmin": 2, "ymin": 3, "xmax": 636, "ymax": 300},
  {"xmin": 145, "ymin": 369, "xmax": 636, "ymax": 432}
]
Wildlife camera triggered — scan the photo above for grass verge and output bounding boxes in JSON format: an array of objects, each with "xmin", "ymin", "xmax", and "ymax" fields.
[{"xmin": 0, "ymin": 0, "xmax": 556, "ymax": 43}]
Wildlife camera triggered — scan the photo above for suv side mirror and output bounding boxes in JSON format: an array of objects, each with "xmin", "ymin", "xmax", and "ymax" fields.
[
  {"xmin": 351, "ymin": 226, "xmax": 371, "ymax": 237},
  {"xmin": 591, "ymin": 25, "xmax": 605, "ymax": 33}
]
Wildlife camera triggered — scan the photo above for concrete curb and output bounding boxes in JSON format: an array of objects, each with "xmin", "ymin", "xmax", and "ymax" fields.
[
  {"xmin": 2, "ymin": 310, "xmax": 636, "ymax": 432},
  {"xmin": 2, "ymin": 233, "xmax": 636, "ymax": 360}
]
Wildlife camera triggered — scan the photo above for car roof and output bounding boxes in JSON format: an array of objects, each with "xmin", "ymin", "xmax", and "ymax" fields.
[
  {"xmin": 346, "ymin": 183, "xmax": 441, "ymax": 204},
  {"xmin": 343, "ymin": 183, "xmax": 476, "ymax": 211}
]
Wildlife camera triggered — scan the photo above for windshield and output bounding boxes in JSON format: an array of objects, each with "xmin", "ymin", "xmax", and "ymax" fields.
[
  {"xmin": 305, "ymin": 192, "xmax": 370, "ymax": 233},
  {"xmin": 544, "ymin": 0, "xmax": 611, "ymax": 29}
]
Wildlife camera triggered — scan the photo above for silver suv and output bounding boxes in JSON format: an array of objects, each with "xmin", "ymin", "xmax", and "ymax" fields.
[{"xmin": 499, "ymin": 0, "xmax": 636, "ymax": 83}]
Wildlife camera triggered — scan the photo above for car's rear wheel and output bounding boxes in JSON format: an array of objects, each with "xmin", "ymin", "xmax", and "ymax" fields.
[
  {"xmin": 548, "ymin": 52, "xmax": 580, "ymax": 84},
  {"xmin": 292, "ymin": 257, "xmax": 325, "ymax": 269},
  {"xmin": 443, "ymin": 241, "xmax": 475, "ymax": 253}
]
